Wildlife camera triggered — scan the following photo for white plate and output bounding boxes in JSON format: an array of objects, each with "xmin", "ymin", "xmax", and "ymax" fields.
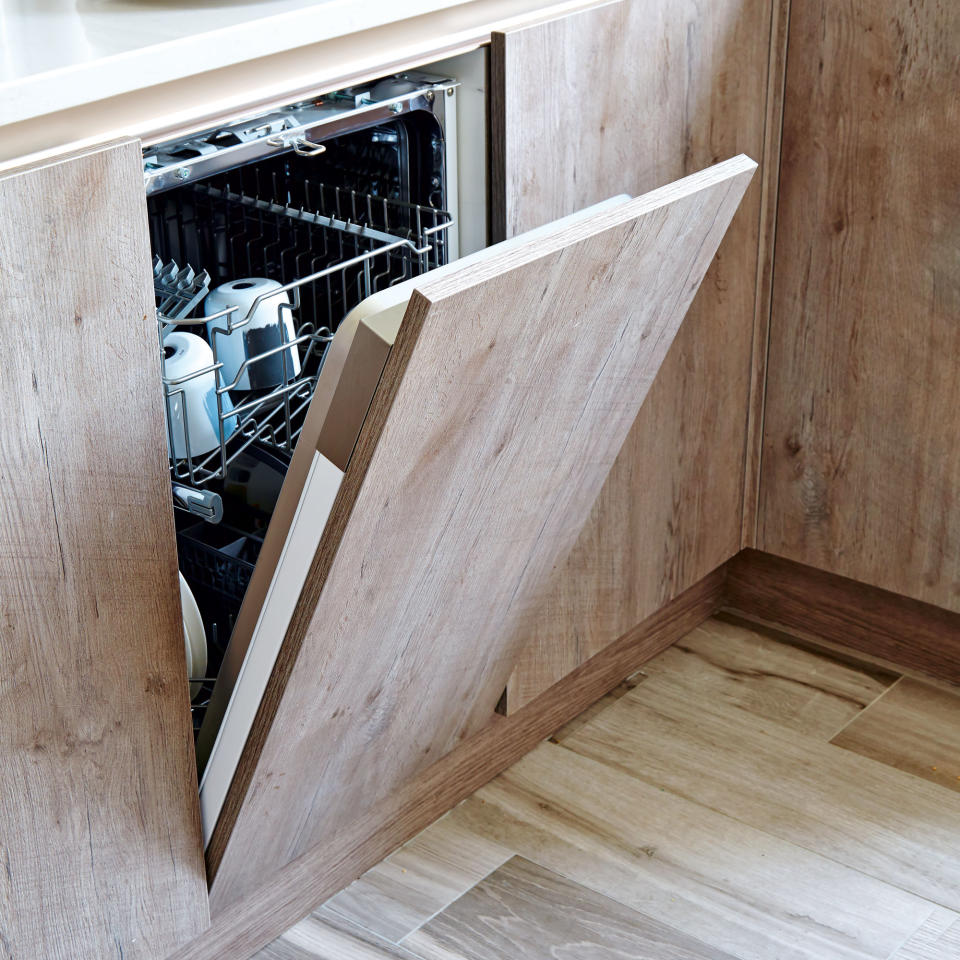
[{"xmin": 179, "ymin": 572, "xmax": 208, "ymax": 701}]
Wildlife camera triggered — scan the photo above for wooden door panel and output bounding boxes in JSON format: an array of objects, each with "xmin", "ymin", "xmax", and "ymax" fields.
[
  {"xmin": 208, "ymin": 156, "xmax": 756, "ymax": 909},
  {"xmin": 758, "ymin": 0, "xmax": 960, "ymax": 606},
  {"xmin": 0, "ymin": 141, "xmax": 209, "ymax": 958},
  {"xmin": 491, "ymin": 0, "xmax": 778, "ymax": 708}
]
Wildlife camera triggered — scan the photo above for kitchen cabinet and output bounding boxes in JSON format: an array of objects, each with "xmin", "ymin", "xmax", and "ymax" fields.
[
  {"xmin": 756, "ymin": 0, "xmax": 960, "ymax": 608},
  {"xmin": 492, "ymin": 0, "xmax": 781, "ymax": 709},
  {"xmin": 0, "ymin": 2, "xmax": 764, "ymax": 958},
  {"xmin": 17, "ymin": 0, "xmax": 954, "ymax": 951},
  {"xmin": 0, "ymin": 140, "xmax": 208, "ymax": 958}
]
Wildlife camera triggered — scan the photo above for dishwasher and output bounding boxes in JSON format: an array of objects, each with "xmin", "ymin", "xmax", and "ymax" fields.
[
  {"xmin": 147, "ymin": 58, "xmax": 626, "ymax": 844},
  {"xmin": 145, "ymin": 69, "xmax": 462, "ymax": 838}
]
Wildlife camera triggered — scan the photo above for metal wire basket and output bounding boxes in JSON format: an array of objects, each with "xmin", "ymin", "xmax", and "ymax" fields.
[{"xmin": 152, "ymin": 179, "xmax": 453, "ymax": 493}]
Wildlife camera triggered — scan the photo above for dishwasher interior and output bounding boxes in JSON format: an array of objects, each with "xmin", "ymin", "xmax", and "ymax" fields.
[{"xmin": 145, "ymin": 70, "xmax": 463, "ymax": 746}]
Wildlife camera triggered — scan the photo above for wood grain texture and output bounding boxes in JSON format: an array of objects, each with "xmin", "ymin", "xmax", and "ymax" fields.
[
  {"xmin": 560, "ymin": 660, "xmax": 960, "ymax": 909},
  {"xmin": 405, "ymin": 856, "xmax": 737, "ymax": 960},
  {"xmin": 758, "ymin": 0, "xmax": 960, "ymax": 606},
  {"xmin": 325, "ymin": 814, "xmax": 512, "ymax": 941},
  {"xmin": 257, "ymin": 910, "xmax": 422, "ymax": 960},
  {"xmin": 206, "ymin": 157, "xmax": 755, "ymax": 908},
  {"xmin": 725, "ymin": 549, "xmax": 960, "ymax": 683},
  {"xmin": 167, "ymin": 565, "xmax": 725, "ymax": 960},
  {"xmin": 740, "ymin": 0, "xmax": 791, "ymax": 547},
  {"xmin": 832, "ymin": 677, "xmax": 960, "ymax": 792},
  {"xmin": 455, "ymin": 742, "xmax": 936, "ymax": 960},
  {"xmin": 0, "ymin": 141, "xmax": 208, "ymax": 957},
  {"xmin": 548, "ymin": 670, "xmax": 645, "ymax": 744},
  {"xmin": 253, "ymin": 608, "xmax": 960, "ymax": 960},
  {"xmin": 492, "ymin": 0, "xmax": 775, "ymax": 709},
  {"xmin": 197, "ymin": 316, "xmax": 392, "ymax": 771},
  {"xmin": 638, "ymin": 615, "xmax": 898, "ymax": 739},
  {"xmin": 892, "ymin": 909, "xmax": 960, "ymax": 960}
]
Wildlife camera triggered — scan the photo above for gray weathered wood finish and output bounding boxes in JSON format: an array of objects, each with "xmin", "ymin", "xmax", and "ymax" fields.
[
  {"xmin": 0, "ymin": 140, "xmax": 208, "ymax": 958},
  {"xmin": 406, "ymin": 856, "xmax": 738, "ymax": 960},
  {"xmin": 206, "ymin": 157, "xmax": 755, "ymax": 909},
  {"xmin": 491, "ymin": 0, "xmax": 777, "ymax": 709}
]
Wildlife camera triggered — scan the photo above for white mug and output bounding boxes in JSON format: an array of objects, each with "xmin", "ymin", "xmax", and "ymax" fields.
[
  {"xmin": 163, "ymin": 331, "xmax": 237, "ymax": 460},
  {"xmin": 204, "ymin": 278, "xmax": 301, "ymax": 391}
]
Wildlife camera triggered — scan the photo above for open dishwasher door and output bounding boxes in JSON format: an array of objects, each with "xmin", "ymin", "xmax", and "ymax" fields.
[
  {"xmin": 200, "ymin": 156, "xmax": 756, "ymax": 908},
  {"xmin": 195, "ymin": 192, "xmax": 636, "ymax": 838}
]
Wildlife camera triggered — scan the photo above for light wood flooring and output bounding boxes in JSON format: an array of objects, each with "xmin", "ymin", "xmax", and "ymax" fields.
[{"xmin": 254, "ymin": 614, "xmax": 960, "ymax": 960}]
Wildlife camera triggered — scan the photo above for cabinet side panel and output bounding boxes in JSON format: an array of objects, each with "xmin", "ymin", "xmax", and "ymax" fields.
[
  {"xmin": 758, "ymin": 0, "xmax": 960, "ymax": 608},
  {"xmin": 493, "ymin": 0, "xmax": 772, "ymax": 708},
  {"xmin": 0, "ymin": 140, "xmax": 209, "ymax": 958}
]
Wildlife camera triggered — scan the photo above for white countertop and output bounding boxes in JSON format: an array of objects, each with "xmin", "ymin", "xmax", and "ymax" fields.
[{"xmin": 0, "ymin": 0, "xmax": 474, "ymax": 127}]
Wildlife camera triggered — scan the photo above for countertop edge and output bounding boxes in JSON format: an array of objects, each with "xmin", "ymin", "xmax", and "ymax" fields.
[{"xmin": 0, "ymin": 0, "xmax": 472, "ymax": 128}]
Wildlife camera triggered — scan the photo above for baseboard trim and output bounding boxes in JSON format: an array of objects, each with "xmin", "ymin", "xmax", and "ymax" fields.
[
  {"xmin": 725, "ymin": 549, "xmax": 960, "ymax": 685},
  {"xmin": 168, "ymin": 564, "xmax": 726, "ymax": 960}
]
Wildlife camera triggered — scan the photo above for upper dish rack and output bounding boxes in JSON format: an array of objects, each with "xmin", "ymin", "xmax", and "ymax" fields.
[{"xmin": 152, "ymin": 176, "xmax": 453, "ymax": 508}]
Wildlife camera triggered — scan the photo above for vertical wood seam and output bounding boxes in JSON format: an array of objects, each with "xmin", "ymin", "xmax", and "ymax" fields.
[
  {"xmin": 488, "ymin": 32, "xmax": 507, "ymax": 243},
  {"xmin": 740, "ymin": 0, "xmax": 792, "ymax": 549}
]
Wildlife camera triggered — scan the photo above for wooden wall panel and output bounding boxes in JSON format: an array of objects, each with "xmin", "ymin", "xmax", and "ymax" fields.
[
  {"xmin": 758, "ymin": 0, "xmax": 960, "ymax": 607},
  {"xmin": 492, "ymin": 0, "xmax": 778, "ymax": 708},
  {"xmin": 0, "ymin": 141, "xmax": 208, "ymax": 957},
  {"xmin": 207, "ymin": 159, "xmax": 754, "ymax": 910}
]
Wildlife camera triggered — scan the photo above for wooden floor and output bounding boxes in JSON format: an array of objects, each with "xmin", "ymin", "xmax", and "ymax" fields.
[{"xmin": 254, "ymin": 614, "xmax": 960, "ymax": 960}]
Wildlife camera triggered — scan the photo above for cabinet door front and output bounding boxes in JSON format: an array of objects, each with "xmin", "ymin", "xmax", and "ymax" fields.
[
  {"xmin": 0, "ymin": 140, "xmax": 208, "ymax": 958},
  {"xmin": 759, "ymin": 0, "xmax": 960, "ymax": 606},
  {"xmin": 207, "ymin": 155, "xmax": 756, "ymax": 909},
  {"xmin": 491, "ymin": 0, "xmax": 774, "ymax": 709}
]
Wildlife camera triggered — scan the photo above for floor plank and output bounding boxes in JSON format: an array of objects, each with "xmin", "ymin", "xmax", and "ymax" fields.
[
  {"xmin": 549, "ymin": 671, "xmax": 646, "ymax": 744},
  {"xmin": 831, "ymin": 677, "xmax": 960, "ymax": 792},
  {"xmin": 891, "ymin": 908, "xmax": 960, "ymax": 960},
  {"xmin": 558, "ymin": 665, "xmax": 960, "ymax": 910},
  {"xmin": 324, "ymin": 813, "xmax": 513, "ymax": 941},
  {"xmin": 405, "ymin": 856, "xmax": 737, "ymax": 960},
  {"xmin": 450, "ymin": 742, "xmax": 935, "ymax": 960},
  {"xmin": 717, "ymin": 611, "xmax": 960, "ymax": 696},
  {"xmin": 639, "ymin": 617, "xmax": 898, "ymax": 739},
  {"xmin": 257, "ymin": 910, "xmax": 422, "ymax": 960}
]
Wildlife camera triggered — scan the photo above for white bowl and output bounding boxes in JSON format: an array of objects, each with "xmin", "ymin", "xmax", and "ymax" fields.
[
  {"xmin": 204, "ymin": 277, "xmax": 301, "ymax": 391},
  {"xmin": 179, "ymin": 572, "xmax": 208, "ymax": 701},
  {"xmin": 163, "ymin": 331, "xmax": 237, "ymax": 460}
]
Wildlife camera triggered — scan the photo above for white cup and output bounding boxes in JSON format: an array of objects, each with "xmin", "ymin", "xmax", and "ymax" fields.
[
  {"xmin": 204, "ymin": 278, "xmax": 301, "ymax": 391},
  {"xmin": 163, "ymin": 331, "xmax": 237, "ymax": 460}
]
